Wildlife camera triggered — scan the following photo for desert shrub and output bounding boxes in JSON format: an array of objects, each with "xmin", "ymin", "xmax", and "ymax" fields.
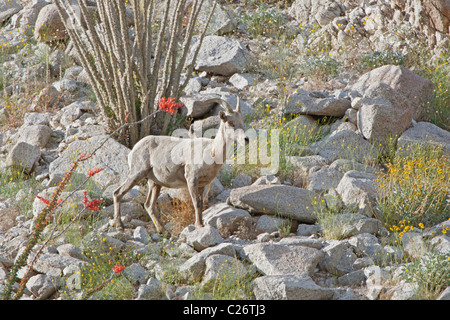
[
  {"xmin": 359, "ymin": 50, "xmax": 406, "ymax": 70},
  {"xmin": 299, "ymin": 55, "xmax": 341, "ymax": 80},
  {"xmin": 401, "ymin": 252, "xmax": 450, "ymax": 300},
  {"xmin": 376, "ymin": 145, "xmax": 449, "ymax": 230}
]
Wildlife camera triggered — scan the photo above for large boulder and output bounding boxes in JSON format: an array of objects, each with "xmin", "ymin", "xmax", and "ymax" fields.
[
  {"xmin": 243, "ymin": 243, "xmax": 324, "ymax": 276},
  {"xmin": 309, "ymin": 130, "xmax": 378, "ymax": 163},
  {"xmin": 283, "ymin": 89, "xmax": 351, "ymax": 117},
  {"xmin": 397, "ymin": 121, "xmax": 450, "ymax": 156},
  {"xmin": 17, "ymin": 124, "xmax": 53, "ymax": 149},
  {"xmin": 186, "ymin": 35, "xmax": 256, "ymax": 76},
  {"xmin": 253, "ymin": 274, "xmax": 335, "ymax": 300},
  {"xmin": 178, "ymin": 225, "xmax": 223, "ymax": 252},
  {"xmin": 203, "ymin": 203, "xmax": 251, "ymax": 233},
  {"xmin": 335, "ymin": 170, "xmax": 379, "ymax": 217},
  {"xmin": 350, "ymin": 65, "xmax": 434, "ymax": 121},
  {"xmin": 194, "ymin": 0, "xmax": 237, "ymax": 35},
  {"xmin": 357, "ymin": 83, "xmax": 413, "ymax": 149},
  {"xmin": 229, "ymin": 185, "xmax": 317, "ymax": 223},
  {"xmin": 34, "ymin": 4, "xmax": 69, "ymax": 42},
  {"xmin": 34, "ymin": 3, "xmax": 98, "ymax": 43},
  {"xmin": 0, "ymin": 0, "xmax": 23, "ymax": 25},
  {"xmin": 11, "ymin": 0, "xmax": 49, "ymax": 35},
  {"xmin": 179, "ymin": 93, "xmax": 221, "ymax": 118},
  {"xmin": 6, "ymin": 142, "xmax": 41, "ymax": 174},
  {"xmin": 306, "ymin": 166, "xmax": 344, "ymax": 195},
  {"xmin": 48, "ymin": 135, "xmax": 130, "ymax": 188}
]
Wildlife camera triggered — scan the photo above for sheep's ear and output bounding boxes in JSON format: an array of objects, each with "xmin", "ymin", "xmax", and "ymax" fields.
[{"xmin": 219, "ymin": 111, "xmax": 227, "ymax": 122}]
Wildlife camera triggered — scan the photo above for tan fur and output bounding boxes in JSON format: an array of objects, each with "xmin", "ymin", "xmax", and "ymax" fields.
[{"xmin": 113, "ymin": 98, "xmax": 247, "ymax": 233}]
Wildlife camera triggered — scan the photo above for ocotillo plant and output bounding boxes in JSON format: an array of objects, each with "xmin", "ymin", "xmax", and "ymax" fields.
[{"xmin": 53, "ymin": 0, "xmax": 216, "ymax": 146}]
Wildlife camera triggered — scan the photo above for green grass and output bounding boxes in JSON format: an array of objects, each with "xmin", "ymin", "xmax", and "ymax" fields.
[{"xmin": 0, "ymin": 168, "xmax": 40, "ymax": 215}]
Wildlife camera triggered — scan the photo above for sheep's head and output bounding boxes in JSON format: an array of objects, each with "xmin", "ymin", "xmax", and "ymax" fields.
[{"xmin": 212, "ymin": 97, "xmax": 248, "ymax": 147}]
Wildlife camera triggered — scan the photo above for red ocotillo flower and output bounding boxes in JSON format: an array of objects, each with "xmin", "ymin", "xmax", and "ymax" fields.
[
  {"xmin": 158, "ymin": 97, "xmax": 183, "ymax": 115},
  {"xmin": 82, "ymin": 191, "xmax": 101, "ymax": 211},
  {"xmin": 87, "ymin": 167, "xmax": 104, "ymax": 178},
  {"xmin": 112, "ymin": 265, "xmax": 125, "ymax": 274},
  {"xmin": 36, "ymin": 196, "xmax": 63, "ymax": 206}
]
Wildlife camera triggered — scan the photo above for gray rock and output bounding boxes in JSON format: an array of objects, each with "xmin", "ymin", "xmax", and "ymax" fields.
[
  {"xmin": 348, "ymin": 233, "xmax": 385, "ymax": 264},
  {"xmin": 255, "ymin": 215, "xmax": 290, "ymax": 234},
  {"xmin": 334, "ymin": 213, "xmax": 382, "ymax": 238},
  {"xmin": 243, "ymin": 243, "xmax": 324, "ymax": 276},
  {"xmin": 307, "ymin": 167, "xmax": 344, "ymax": 194},
  {"xmin": 229, "ymin": 73, "xmax": 257, "ymax": 90},
  {"xmin": 350, "ymin": 65, "xmax": 434, "ymax": 121},
  {"xmin": 337, "ymin": 269, "xmax": 366, "ymax": 286},
  {"xmin": 437, "ymin": 287, "xmax": 450, "ymax": 300},
  {"xmin": 430, "ymin": 236, "xmax": 450, "ymax": 255},
  {"xmin": 30, "ymin": 85, "xmax": 61, "ymax": 111},
  {"xmin": 203, "ymin": 203, "xmax": 251, "ymax": 231},
  {"xmin": 6, "ymin": 142, "xmax": 41, "ymax": 174},
  {"xmin": 397, "ymin": 121, "xmax": 450, "ymax": 156},
  {"xmin": 329, "ymin": 159, "xmax": 377, "ymax": 174},
  {"xmin": 252, "ymin": 175, "xmax": 281, "ymax": 186},
  {"xmin": 278, "ymin": 236, "xmax": 324, "ymax": 250},
  {"xmin": 0, "ymin": 0, "xmax": 23, "ymax": 24},
  {"xmin": 357, "ymin": 83, "xmax": 413, "ymax": 148},
  {"xmin": 49, "ymin": 135, "xmax": 130, "ymax": 188},
  {"xmin": 136, "ymin": 278, "xmax": 162, "ymax": 300},
  {"xmin": 390, "ymin": 281, "xmax": 418, "ymax": 300},
  {"xmin": 26, "ymin": 274, "xmax": 60, "ymax": 300},
  {"xmin": 202, "ymin": 254, "xmax": 247, "ymax": 290},
  {"xmin": 231, "ymin": 173, "xmax": 252, "ymax": 188},
  {"xmin": 178, "ymin": 242, "xmax": 236, "ymax": 282},
  {"xmin": 56, "ymin": 243, "xmax": 85, "ymax": 261},
  {"xmin": 179, "ymin": 225, "xmax": 223, "ymax": 251},
  {"xmin": 401, "ymin": 232, "xmax": 427, "ymax": 259},
  {"xmin": 32, "ymin": 253, "xmax": 87, "ymax": 274},
  {"xmin": 286, "ymin": 155, "xmax": 329, "ymax": 174},
  {"xmin": 134, "ymin": 226, "xmax": 150, "ymax": 245},
  {"xmin": 229, "ymin": 184, "xmax": 317, "ymax": 223},
  {"xmin": 123, "ymin": 263, "xmax": 148, "ymax": 285},
  {"xmin": 34, "ymin": 4, "xmax": 68, "ymax": 42},
  {"xmin": 297, "ymin": 224, "xmax": 321, "ymax": 237},
  {"xmin": 187, "ymin": 35, "xmax": 256, "ymax": 76},
  {"xmin": 283, "ymin": 115, "xmax": 321, "ymax": 138},
  {"xmin": 23, "ymin": 112, "xmax": 53, "ymax": 126},
  {"xmin": 283, "ymin": 89, "xmax": 351, "ymax": 117},
  {"xmin": 253, "ymin": 274, "xmax": 335, "ymax": 300},
  {"xmin": 319, "ymin": 240, "xmax": 357, "ymax": 276},
  {"xmin": 335, "ymin": 170, "xmax": 379, "ymax": 216},
  {"xmin": 180, "ymin": 93, "xmax": 222, "ymax": 118},
  {"xmin": 198, "ymin": 0, "xmax": 237, "ymax": 35},
  {"xmin": 17, "ymin": 124, "xmax": 52, "ymax": 148},
  {"xmin": 310, "ymin": 130, "xmax": 377, "ymax": 163}
]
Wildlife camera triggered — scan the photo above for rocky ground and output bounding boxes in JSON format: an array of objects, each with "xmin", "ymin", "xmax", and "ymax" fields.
[{"xmin": 0, "ymin": 0, "xmax": 449, "ymax": 300}]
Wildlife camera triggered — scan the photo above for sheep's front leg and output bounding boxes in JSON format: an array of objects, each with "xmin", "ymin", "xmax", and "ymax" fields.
[
  {"xmin": 144, "ymin": 180, "xmax": 166, "ymax": 234},
  {"xmin": 113, "ymin": 172, "xmax": 147, "ymax": 230},
  {"xmin": 185, "ymin": 170, "xmax": 204, "ymax": 229}
]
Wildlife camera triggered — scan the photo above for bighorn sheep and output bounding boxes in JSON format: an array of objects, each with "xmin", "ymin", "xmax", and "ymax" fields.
[{"xmin": 113, "ymin": 97, "xmax": 248, "ymax": 233}]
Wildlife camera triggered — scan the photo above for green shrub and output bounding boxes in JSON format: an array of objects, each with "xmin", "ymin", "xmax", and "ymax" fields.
[
  {"xmin": 401, "ymin": 252, "xmax": 450, "ymax": 300},
  {"xmin": 299, "ymin": 56, "xmax": 341, "ymax": 80},
  {"xmin": 359, "ymin": 51, "xmax": 406, "ymax": 70}
]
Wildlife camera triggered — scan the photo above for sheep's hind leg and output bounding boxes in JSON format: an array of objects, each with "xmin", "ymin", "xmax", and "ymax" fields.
[
  {"xmin": 113, "ymin": 172, "xmax": 147, "ymax": 230},
  {"xmin": 144, "ymin": 180, "xmax": 166, "ymax": 234}
]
